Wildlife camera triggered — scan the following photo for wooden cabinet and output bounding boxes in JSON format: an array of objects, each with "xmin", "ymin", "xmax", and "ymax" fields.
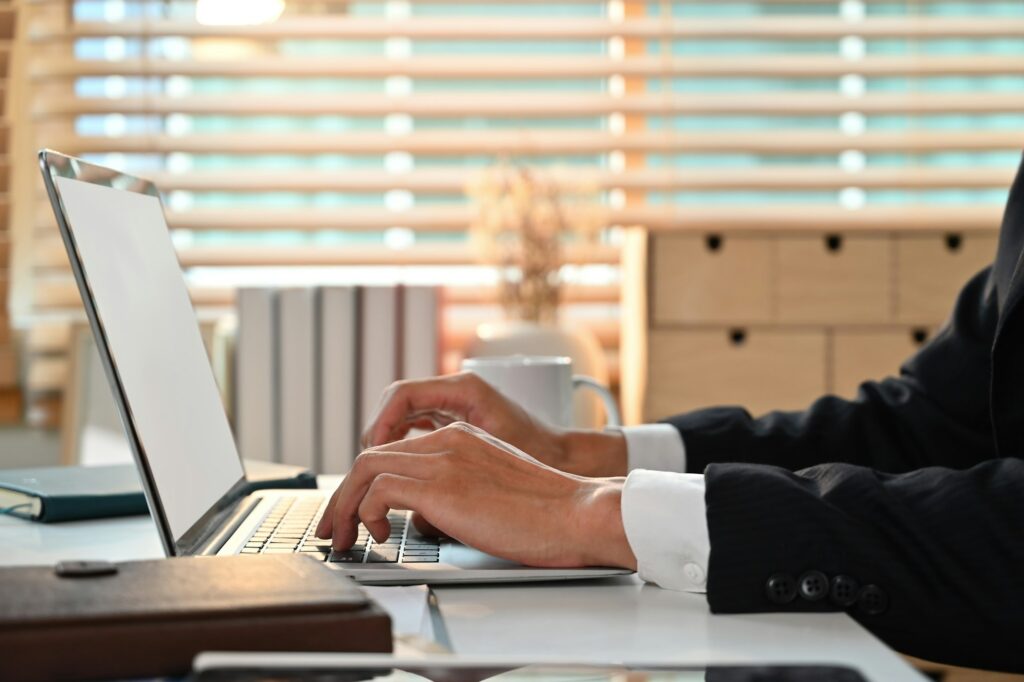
[
  {"xmin": 896, "ymin": 234, "xmax": 998, "ymax": 324},
  {"xmin": 778, "ymin": 235, "xmax": 892, "ymax": 324},
  {"xmin": 623, "ymin": 228, "xmax": 997, "ymax": 426},
  {"xmin": 652, "ymin": 234, "xmax": 774, "ymax": 325},
  {"xmin": 831, "ymin": 328, "xmax": 930, "ymax": 399},
  {"xmin": 645, "ymin": 328, "xmax": 827, "ymax": 421}
]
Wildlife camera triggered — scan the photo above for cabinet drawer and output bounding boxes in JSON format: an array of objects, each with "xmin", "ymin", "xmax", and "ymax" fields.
[
  {"xmin": 777, "ymin": 235, "xmax": 892, "ymax": 324},
  {"xmin": 644, "ymin": 328, "xmax": 826, "ymax": 421},
  {"xmin": 651, "ymin": 234, "xmax": 774, "ymax": 325},
  {"xmin": 896, "ymin": 233, "xmax": 997, "ymax": 325},
  {"xmin": 831, "ymin": 328, "xmax": 930, "ymax": 399}
]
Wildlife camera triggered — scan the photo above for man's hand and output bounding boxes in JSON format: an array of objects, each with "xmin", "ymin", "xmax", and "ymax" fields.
[
  {"xmin": 361, "ymin": 372, "xmax": 628, "ymax": 478},
  {"xmin": 315, "ymin": 422, "xmax": 637, "ymax": 570}
]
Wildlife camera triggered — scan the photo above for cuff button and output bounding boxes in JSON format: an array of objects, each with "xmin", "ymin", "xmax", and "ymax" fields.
[
  {"xmin": 765, "ymin": 573, "xmax": 797, "ymax": 605},
  {"xmin": 798, "ymin": 570, "xmax": 829, "ymax": 602},
  {"xmin": 857, "ymin": 584, "xmax": 889, "ymax": 616},
  {"xmin": 830, "ymin": 575, "xmax": 859, "ymax": 607},
  {"xmin": 683, "ymin": 562, "xmax": 706, "ymax": 586}
]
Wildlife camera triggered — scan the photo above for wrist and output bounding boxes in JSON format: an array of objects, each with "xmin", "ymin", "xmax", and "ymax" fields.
[
  {"xmin": 574, "ymin": 480, "xmax": 637, "ymax": 570},
  {"xmin": 559, "ymin": 430, "xmax": 628, "ymax": 478}
]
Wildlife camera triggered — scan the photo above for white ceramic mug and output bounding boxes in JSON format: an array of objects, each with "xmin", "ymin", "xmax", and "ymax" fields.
[{"xmin": 461, "ymin": 355, "xmax": 621, "ymax": 429}]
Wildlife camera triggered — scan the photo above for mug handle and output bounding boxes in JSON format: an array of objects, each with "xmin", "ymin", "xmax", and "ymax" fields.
[{"xmin": 572, "ymin": 375, "xmax": 622, "ymax": 428}]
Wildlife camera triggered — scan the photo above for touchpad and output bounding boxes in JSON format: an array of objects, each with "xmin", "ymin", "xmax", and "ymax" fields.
[{"xmin": 440, "ymin": 542, "xmax": 523, "ymax": 569}]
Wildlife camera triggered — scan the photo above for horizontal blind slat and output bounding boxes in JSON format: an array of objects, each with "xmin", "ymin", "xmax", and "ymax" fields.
[
  {"xmin": 31, "ymin": 55, "xmax": 1024, "ymax": 79},
  {"xmin": 33, "ymin": 204, "xmax": 1010, "ymax": 232},
  {"xmin": 30, "ymin": 17, "xmax": 1024, "ymax": 41},
  {"xmin": 42, "ymin": 130, "xmax": 1024, "ymax": 155},
  {"xmin": 128, "ymin": 167, "xmax": 1018, "ymax": 192},
  {"xmin": 33, "ymin": 92, "xmax": 1024, "ymax": 117}
]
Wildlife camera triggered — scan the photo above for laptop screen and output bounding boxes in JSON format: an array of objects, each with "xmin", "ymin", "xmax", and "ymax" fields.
[{"xmin": 54, "ymin": 175, "xmax": 244, "ymax": 541}]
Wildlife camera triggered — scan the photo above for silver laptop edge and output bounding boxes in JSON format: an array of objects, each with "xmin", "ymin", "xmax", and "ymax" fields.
[{"xmin": 39, "ymin": 149, "xmax": 631, "ymax": 585}]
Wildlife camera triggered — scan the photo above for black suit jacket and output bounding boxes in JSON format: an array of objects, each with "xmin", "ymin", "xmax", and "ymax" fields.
[{"xmin": 663, "ymin": 155, "xmax": 1024, "ymax": 673}]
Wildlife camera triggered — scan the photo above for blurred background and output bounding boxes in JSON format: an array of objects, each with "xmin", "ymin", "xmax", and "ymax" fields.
[{"xmin": 0, "ymin": 0, "xmax": 1022, "ymax": 471}]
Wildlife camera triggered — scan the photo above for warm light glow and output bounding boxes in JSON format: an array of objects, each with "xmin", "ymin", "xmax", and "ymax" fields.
[{"xmin": 195, "ymin": 0, "xmax": 284, "ymax": 26}]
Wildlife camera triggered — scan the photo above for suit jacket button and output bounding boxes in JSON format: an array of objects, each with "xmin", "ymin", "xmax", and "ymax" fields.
[
  {"xmin": 857, "ymin": 584, "xmax": 889, "ymax": 616},
  {"xmin": 830, "ymin": 575, "xmax": 860, "ymax": 607},
  {"xmin": 798, "ymin": 570, "xmax": 829, "ymax": 602},
  {"xmin": 765, "ymin": 573, "xmax": 797, "ymax": 604}
]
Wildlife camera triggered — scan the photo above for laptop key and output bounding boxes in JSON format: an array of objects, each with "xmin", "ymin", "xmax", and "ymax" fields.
[
  {"xmin": 263, "ymin": 548, "xmax": 297, "ymax": 554},
  {"xmin": 401, "ymin": 557, "xmax": 439, "ymax": 563},
  {"xmin": 366, "ymin": 548, "xmax": 399, "ymax": 563},
  {"xmin": 240, "ymin": 548, "xmax": 261, "ymax": 554},
  {"xmin": 329, "ymin": 551, "xmax": 365, "ymax": 563},
  {"xmin": 302, "ymin": 537, "xmax": 334, "ymax": 548}
]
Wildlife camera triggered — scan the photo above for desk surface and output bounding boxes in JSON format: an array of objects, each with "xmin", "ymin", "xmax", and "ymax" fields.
[{"xmin": 0, "ymin": 476, "xmax": 924, "ymax": 682}]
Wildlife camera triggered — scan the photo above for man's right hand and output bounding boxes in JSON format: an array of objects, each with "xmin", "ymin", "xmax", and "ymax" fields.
[{"xmin": 360, "ymin": 371, "xmax": 628, "ymax": 478}]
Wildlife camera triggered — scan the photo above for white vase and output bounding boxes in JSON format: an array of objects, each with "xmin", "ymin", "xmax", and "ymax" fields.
[{"xmin": 466, "ymin": 320, "xmax": 613, "ymax": 429}]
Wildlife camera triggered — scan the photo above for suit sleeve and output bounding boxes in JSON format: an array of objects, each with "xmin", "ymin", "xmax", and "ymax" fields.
[
  {"xmin": 663, "ymin": 265, "xmax": 1000, "ymax": 475},
  {"xmin": 703, "ymin": 457, "xmax": 1024, "ymax": 672}
]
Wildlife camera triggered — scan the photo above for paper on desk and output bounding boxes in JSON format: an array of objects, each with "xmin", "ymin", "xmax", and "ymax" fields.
[{"xmin": 361, "ymin": 584, "xmax": 431, "ymax": 638}]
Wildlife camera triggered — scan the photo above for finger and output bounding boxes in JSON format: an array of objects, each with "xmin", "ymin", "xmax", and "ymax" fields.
[
  {"xmin": 363, "ymin": 423, "xmax": 469, "ymax": 456},
  {"xmin": 314, "ymin": 483, "xmax": 345, "ymax": 538},
  {"xmin": 329, "ymin": 451, "xmax": 440, "ymax": 551},
  {"xmin": 378, "ymin": 411, "xmax": 459, "ymax": 447},
  {"xmin": 361, "ymin": 375, "xmax": 478, "ymax": 448},
  {"xmin": 411, "ymin": 511, "xmax": 443, "ymax": 538},
  {"xmin": 357, "ymin": 474, "xmax": 427, "ymax": 543}
]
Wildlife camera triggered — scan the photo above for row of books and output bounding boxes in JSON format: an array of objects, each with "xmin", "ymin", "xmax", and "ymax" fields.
[{"xmin": 234, "ymin": 286, "xmax": 440, "ymax": 474}]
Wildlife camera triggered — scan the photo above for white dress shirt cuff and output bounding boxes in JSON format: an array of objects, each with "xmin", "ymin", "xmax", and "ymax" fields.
[
  {"xmin": 616, "ymin": 424, "xmax": 687, "ymax": 473},
  {"xmin": 621, "ymin": 470, "xmax": 710, "ymax": 593}
]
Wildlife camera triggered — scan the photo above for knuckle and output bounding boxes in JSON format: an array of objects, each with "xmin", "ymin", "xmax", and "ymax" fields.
[
  {"xmin": 371, "ymin": 472, "xmax": 399, "ymax": 491},
  {"xmin": 352, "ymin": 450, "xmax": 373, "ymax": 470},
  {"xmin": 385, "ymin": 379, "xmax": 408, "ymax": 395},
  {"xmin": 445, "ymin": 421, "xmax": 473, "ymax": 440}
]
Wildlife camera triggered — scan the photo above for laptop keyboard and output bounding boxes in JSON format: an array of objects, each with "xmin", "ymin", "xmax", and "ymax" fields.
[{"xmin": 239, "ymin": 496, "xmax": 440, "ymax": 565}]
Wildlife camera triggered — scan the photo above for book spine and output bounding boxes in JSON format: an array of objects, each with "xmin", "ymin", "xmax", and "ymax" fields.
[
  {"xmin": 319, "ymin": 286, "xmax": 359, "ymax": 474},
  {"xmin": 235, "ymin": 288, "xmax": 279, "ymax": 463},
  {"xmin": 401, "ymin": 286, "xmax": 441, "ymax": 381},
  {"xmin": 277, "ymin": 288, "xmax": 320, "ymax": 471},
  {"xmin": 38, "ymin": 493, "xmax": 148, "ymax": 523},
  {"xmin": 358, "ymin": 287, "xmax": 399, "ymax": 438}
]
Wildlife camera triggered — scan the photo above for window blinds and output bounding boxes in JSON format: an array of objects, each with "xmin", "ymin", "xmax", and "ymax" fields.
[{"xmin": 12, "ymin": 0, "xmax": 1024, "ymax": 424}]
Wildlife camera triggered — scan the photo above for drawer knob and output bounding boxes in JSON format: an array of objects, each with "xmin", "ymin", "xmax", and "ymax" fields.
[
  {"xmin": 705, "ymin": 234, "xmax": 724, "ymax": 253},
  {"xmin": 825, "ymin": 234, "xmax": 844, "ymax": 253},
  {"xmin": 945, "ymin": 233, "xmax": 963, "ymax": 252},
  {"xmin": 729, "ymin": 328, "xmax": 747, "ymax": 346},
  {"xmin": 912, "ymin": 328, "xmax": 929, "ymax": 345}
]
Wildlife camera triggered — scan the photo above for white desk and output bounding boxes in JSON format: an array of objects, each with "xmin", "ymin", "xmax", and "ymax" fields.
[{"xmin": 0, "ymin": 477, "xmax": 925, "ymax": 681}]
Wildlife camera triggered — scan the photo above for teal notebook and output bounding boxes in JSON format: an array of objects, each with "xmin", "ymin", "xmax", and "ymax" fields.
[{"xmin": 0, "ymin": 461, "xmax": 317, "ymax": 523}]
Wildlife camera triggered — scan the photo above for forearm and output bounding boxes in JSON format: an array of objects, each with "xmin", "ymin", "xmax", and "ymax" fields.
[{"xmin": 557, "ymin": 429, "xmax": 628, "ymax": 477}]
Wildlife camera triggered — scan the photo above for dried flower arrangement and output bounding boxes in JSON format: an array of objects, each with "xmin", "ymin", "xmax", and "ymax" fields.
[{"xmin": 466, "ymin": 164, "xmax": 605, "ymax": 324}]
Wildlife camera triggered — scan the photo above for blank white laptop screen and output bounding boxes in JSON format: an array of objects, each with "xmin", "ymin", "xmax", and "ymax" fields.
[{"xmin": 55, "ymin": 176, "xmax": 244, "ymax": 539}]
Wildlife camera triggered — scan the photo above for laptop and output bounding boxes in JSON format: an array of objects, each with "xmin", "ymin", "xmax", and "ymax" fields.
[{"xmin": 39, "ymin": 150, "xmax": 631, "ymax": 585}]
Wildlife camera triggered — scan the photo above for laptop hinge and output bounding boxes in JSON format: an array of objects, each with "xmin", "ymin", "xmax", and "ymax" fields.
[{"xmin": 194, "ymin": 495, "xmax": 261, "ymax": 556}]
